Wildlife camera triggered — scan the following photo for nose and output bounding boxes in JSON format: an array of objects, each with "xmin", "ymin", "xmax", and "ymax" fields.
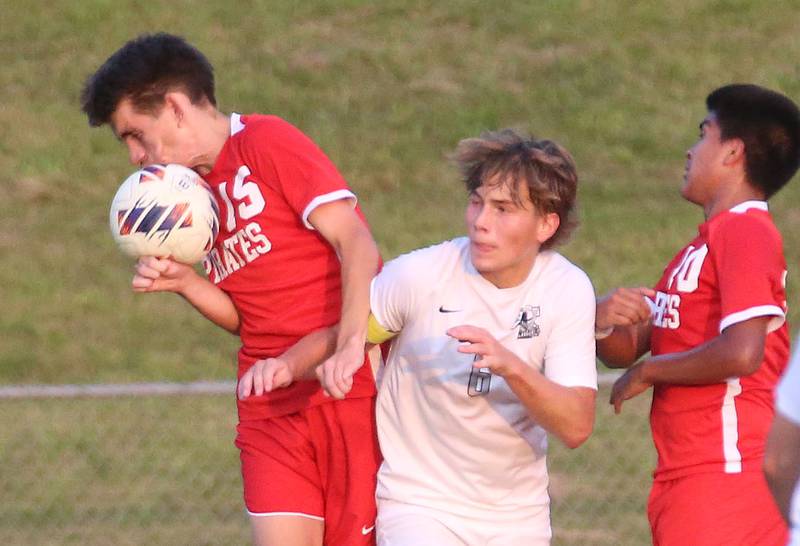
[
  {"xmin": 471, "ymin": 203, "xmax": 491, "ymax": 231},
  {"xmin": 127, "ymin": 141, "xmax": 146, "ymax": 167}
]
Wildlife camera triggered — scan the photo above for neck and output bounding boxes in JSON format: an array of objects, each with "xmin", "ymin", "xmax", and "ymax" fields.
[
  {"xmin": 702, "ymin": 175, "xmax": 765, "ymax": 220},
  {"xmin": 186, "ymin": 110, "xmax": 231, "ymax": 176}
]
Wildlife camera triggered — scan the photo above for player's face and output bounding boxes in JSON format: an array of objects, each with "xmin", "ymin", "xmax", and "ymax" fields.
[
  {"xmin": 110, "ymin": 98, "xmax": 190, "ymax": 167},
  {"xmin": 681, "ymin": 113, "xmax": 727, "ymax": 206},
  {"xmin": 466, "ymin": 179, "xmax": 558, "ymax": 288}
]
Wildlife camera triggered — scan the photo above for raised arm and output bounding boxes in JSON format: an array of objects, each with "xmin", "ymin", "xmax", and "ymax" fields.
[
  {"xmin": 133, "ymin": 256, "xmax": 240, "ymax": 333},
  {"xmin": 309, "ymin": 200, "xmax": 380, "ymax": 395},
  {"xmin": 447, "ymin": 325, "xmax": 595, "ymax": 449},
  {"xmin": 595, "ymin": 287, "xmax": 655, "ymax": 368}
]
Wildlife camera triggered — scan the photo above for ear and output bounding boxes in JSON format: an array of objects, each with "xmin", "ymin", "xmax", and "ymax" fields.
[
  {"xmin": 537, "ymin": 212, "xmax": 560, "ymax": 244},
  {"xmin": 163, "ymin": 92, "xmax": 191, "ymax": 126},
  {"xmin": 722, "ymin": 137, "xmax": 745, "ymax": 168}
]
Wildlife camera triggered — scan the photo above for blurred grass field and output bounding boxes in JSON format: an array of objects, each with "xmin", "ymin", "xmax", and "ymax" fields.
[
  {"xmin": 1, "ymin": 0, "xmax": 799, "ymax": 544},
  {"xmin": 0, "ymin": 386, "xmax": 653, "ymax": 546}
]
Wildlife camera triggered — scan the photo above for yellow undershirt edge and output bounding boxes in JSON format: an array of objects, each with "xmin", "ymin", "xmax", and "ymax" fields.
[{"xmin": 367, "ymin": 313, "xmax": 397, "ymax": 344}]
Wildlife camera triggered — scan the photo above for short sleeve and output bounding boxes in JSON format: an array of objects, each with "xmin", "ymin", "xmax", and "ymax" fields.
[
  {"xmin": 247, "ymin": 117, "xmax": 356, "ymax": 229},
  {"xmin": 370, "ymin": 253, "xmax": 418, "ymax": 334},
  {"xmin": 712, "ymin": 214, "xmax": 786, "ymax": 333},
  {"xmin": 542, "ymin": 268, "xmax": 598, "ymax": 390},
  {"xmin": 777, "ymin": 340, "xmax": 800, "ymax": 425}
]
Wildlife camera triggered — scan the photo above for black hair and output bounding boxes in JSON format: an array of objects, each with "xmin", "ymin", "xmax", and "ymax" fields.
[
  {"xmin": 81, "ymin": 33, "xmax": 216, "ymax": 126},
  {"xmin": 707, "ymin": 84, "xmax": 800, "ymax": 197}
]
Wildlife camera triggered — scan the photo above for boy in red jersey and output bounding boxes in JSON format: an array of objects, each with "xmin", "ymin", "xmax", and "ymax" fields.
[
  {"xmin": 596, "ymin": 84, "xmax": 800, "ymax": 545},
  {"xmin": 81, "ymin": 33, "xmax": 381, "ymax": 546}
]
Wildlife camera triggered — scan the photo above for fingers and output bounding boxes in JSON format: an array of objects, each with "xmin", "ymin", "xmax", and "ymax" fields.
[
  {"xmin": 238, "ymin": 369, "xmax": 254, "ymax": 399},
  {"xmin": 131, "ymin": 274, "xmax": 155, "ymax": 290},
  {"xmin": 597, "ymin": 287, "xmax": 654, "ymax": 329},
  {"xmin": 317, "ymin": 354, "xmax": 356, "ymax": 400},
  {"xmin": 609, "ymin": 383, "xmax": 624, "ymax": 414},
  {"xmin": 446, "ymin": 325, "xmax": 488, "ymax": 344},
  {"xmin": 237, "ymin": 359, "xmax": 295, "ymax": 400}
]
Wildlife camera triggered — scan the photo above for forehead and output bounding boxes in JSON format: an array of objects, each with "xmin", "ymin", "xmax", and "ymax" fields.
[
  {"xmin": 700, "ymin": 112, "xmax": 721, "ymax": 132},
  {"xmin": 109, "ymin": 98, "xmax": 158, "ymax": 137},
  {"xmin": 475, "ymin": 174, "xmax": 533, "ymax": 205}
]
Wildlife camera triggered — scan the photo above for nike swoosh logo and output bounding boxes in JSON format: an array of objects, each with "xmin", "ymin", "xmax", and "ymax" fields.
[
  {"xmin": 438, "ymin": 306, "xmax": 462, "ymax": 313},
  {"xmin": 361, "ymin": 525, "xmax": 375, "ymax": 535}
]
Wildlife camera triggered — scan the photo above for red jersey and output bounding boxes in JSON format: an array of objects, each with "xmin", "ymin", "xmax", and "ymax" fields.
[
  {"xmin": 649, "ymin": 200, "xmax": 789, "ymax": 481},
  {"xmin": 202, "ymin": 114, "xmax": 376, "ymax": 421}
]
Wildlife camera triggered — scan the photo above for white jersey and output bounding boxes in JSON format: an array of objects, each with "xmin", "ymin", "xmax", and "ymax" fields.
[
  {"xmin": 371, "ymin": 237, "xmax": 597, "ymax": 519},
  {"xmin": 776, "ymin": 342, "xmax": 800, "ymax": 546}
]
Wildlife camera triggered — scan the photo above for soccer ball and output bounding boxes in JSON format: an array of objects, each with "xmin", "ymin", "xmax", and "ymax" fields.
[{"xmin": 109, "ymin": 164, "xmax": 220, "ymax": 264}]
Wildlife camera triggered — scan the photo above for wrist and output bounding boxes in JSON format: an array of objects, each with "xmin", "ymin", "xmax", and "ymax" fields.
[{"xmin": 637, "ymin": 358, "xmax": 656, "ymax": 385}]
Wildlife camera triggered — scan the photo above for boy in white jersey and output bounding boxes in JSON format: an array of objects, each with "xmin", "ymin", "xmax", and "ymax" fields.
[{"xmin": 321, "ymin": 129, "xmax": 597, "ymax": 545}]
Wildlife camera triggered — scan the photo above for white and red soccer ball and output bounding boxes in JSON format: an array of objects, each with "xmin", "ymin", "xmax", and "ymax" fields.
[{"xmin": 109, "ymin": 164, "xmax": 219, "ymax": 264}]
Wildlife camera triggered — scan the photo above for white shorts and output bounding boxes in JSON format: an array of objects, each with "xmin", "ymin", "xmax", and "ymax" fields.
[{"xmin": 376, "ymin": 499, "xmax": 551, "ymax": 546}]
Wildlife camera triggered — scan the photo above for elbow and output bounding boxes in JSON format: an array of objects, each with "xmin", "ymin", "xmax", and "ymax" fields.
[
  {"xmin": 561, "ymin": 420, "xmax": 594, "ymax": 449},
  {"xmin": 731, "ymin": 345, "xmax": 764, "ymax": 377}
]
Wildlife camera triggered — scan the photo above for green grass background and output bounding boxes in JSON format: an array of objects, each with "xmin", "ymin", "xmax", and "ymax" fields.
[{"xmin": 2, "ymin": 0, "xmax": 799, "ymax": 544}]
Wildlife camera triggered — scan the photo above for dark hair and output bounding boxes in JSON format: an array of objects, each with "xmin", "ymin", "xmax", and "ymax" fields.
[
  {"xmin": 454, "ymin": 128, "xmax": 579, "ymax": 249},
  {"xmin": 706, "ymin": 84, "xmax": 800, "ymax": 197},
  {"xmin": 81, "ymin": 33, "xmax": 216, "ymax": 126}
]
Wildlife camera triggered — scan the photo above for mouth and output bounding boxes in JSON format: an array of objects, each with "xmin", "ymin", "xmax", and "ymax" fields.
[{"xmin": 471, "ymin": 241, "xmax": 494, "ymax": 254}]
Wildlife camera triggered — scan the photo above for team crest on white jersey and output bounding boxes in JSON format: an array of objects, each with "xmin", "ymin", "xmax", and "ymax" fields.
[{"xmin": 514, "ymin": 305, "xmax": 541, "ymax": 339}]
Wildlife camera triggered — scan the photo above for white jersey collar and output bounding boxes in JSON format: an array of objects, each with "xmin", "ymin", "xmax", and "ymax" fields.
[
  {"xmin": 230, "ymin": 113, "xmax": 245, "ymax": 136},
  {"xmin": 729, "ymin": 200, "xmax": 768, "ymax": 214}
]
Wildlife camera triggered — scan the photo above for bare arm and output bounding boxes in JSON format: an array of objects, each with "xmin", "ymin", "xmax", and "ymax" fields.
[
  {"xmin": 309, "ymin": 200, "xmax": 380, "ymax": 395},
  {"xmin": 133, "ymin": 256, "xmax": 240, "ymax": 333},
  {"xmin": 595, "ymin": 287, "xmax": 655, "ymax": 368},
  {"xmin": 610, "ymin": 317, "xmax": 770, "ymax": 413},
  {"xmin": 238, "ymin": 326, "xmax": 338, "ymax": 399},
  {"xmin": 764, "ymin": 413, "xmax": 800, "ymax": 523},
  {"xmin": 447, "ymin": 325, "xmax": 595, "ymax": 449}
]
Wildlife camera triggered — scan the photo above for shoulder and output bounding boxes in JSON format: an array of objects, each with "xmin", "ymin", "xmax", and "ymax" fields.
[
  {"xmin": 709, "ymin": 204, "xmax": 780, "ymax": 241},
  {"xmin": 238, "ymin": 114, "xmax": 303, "ymax": 141},
  {"xmin": 382, "ymin": 238, "xmax": 467, "ymax": 279},
  {"xmin": 539, "ymin": 251, "xmax": 593, "ymax": 290}
]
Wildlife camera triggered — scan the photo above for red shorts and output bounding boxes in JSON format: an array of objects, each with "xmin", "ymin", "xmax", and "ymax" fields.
[
  {"xmin": 235, "ymin": 397, "xmax": 380, "ymax": 545},
  {"xmin": 648, "ymin": 471, "xmax": 787, "ymax": 546}
]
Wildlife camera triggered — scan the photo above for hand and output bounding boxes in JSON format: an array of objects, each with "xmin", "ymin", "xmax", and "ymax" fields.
[
  {"xmin": 237, "ymin": 358, "xmax": 294, "ymax": 399},
  {"xmin": 609, "ymin": 362, "xmax": 652, "ymax": 414},
  {"xmin": 446, "ymin": 325, "xmax": 521, "ymax": 377},
  {"xmin": 596, "ymin": 287, "xmax": 655, "ymax": 332},
  {"xmin": 315, "ymin": 336, "xmax": 365, "ymax": 400},
  {"xmin": 132, "ymin": 256, "xmax": 198, "ymax": 293}
]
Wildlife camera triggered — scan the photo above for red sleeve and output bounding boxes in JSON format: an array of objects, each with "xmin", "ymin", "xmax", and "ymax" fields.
[
  {"xmin": 243, "ymin": 116, "xmax": 354, "ymax": 225},
  {"xmin": 711, "ymin": 213, "xmax": 787, "ymax": 332}
]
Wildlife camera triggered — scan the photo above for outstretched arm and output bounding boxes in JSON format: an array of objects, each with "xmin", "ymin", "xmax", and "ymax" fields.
[
  {"xmin": 238, "ymin": 326, "xmax": 338, "ymax": 399},
  {"xmin": 447, "ymin": 325, "xmax": 595, "ymax": 449},
  {"xmin": 133, "ymin": 256, "xmax": 240, "ymax": 334},
  {"xmin": 610, "ymin": 316, "xmax": 770, "ymax": 413},
  {"xmin": 309, "ymin": 200, "xmax": 380, "ymax": 396}
]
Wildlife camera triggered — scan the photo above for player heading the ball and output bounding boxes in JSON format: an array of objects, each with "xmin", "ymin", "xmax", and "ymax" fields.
[{"xmin": 82, "ymin": 32, "xmax": 381, "ymax": 546}]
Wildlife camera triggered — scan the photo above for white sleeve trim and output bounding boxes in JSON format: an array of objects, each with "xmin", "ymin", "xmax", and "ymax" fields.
[
  {"xmin": 719, "ymin": 305, "xmax": 785, "ymax": 334},
  {"xmin": 301, "ymin": 189, "xmax": 357, "ymax": 230}
]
